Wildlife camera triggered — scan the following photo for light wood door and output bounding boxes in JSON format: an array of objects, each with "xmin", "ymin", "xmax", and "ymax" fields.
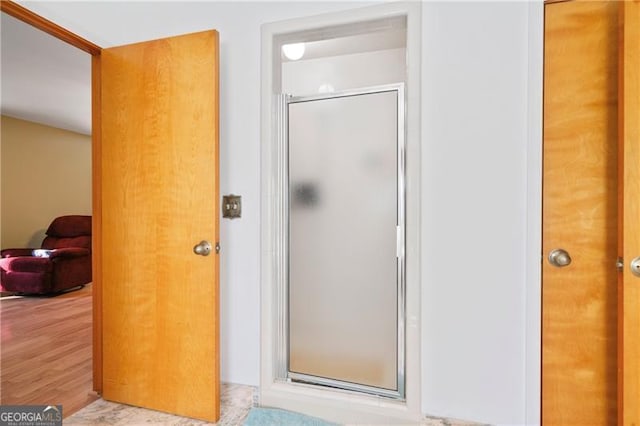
[
  {"xmin": 619, "ymin": 2, "xmax": 640, "ymax": 424},
  {"xmin": 543, "ymin": 2, "xmax": 619, "ymax": 424},
  {"xmin": 100, "ymin": 30, "xmax": 220, "ymax": 422}
]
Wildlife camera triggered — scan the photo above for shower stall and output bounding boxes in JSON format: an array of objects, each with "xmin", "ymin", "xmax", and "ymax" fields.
[{"xmin": 285, "ymin": 84, "xmax": 406, "ymax": 398}]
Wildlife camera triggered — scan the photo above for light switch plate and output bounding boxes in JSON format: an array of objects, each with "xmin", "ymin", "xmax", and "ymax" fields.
[{"xmin": 222, "ymin": 195, "xmax": 241, "ymax": 219}]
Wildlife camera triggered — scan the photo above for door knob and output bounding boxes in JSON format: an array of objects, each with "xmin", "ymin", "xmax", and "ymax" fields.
[
  {"xmin": 631, "ymin": 256, "xmax": 640, "ymax": 277},
  {"xmin": 193, "ymin": 240, "xmax": 212, "ymax": 256},
  {"xmin": 549, "ymin": 248, "xmax": 572, "ymax": 267}
]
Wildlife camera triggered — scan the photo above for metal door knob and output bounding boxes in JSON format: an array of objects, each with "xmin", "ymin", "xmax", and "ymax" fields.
[
  {"xmin": 549, "ymin": 248, "xmax": 571, "ymax": 267},
  {"xmin": 193, "ymin": 240, "xmax": 212, "ymax": 256},
  {"xmin": 631, "ymin": 256, "xmax": 640, "ymax": 277}
]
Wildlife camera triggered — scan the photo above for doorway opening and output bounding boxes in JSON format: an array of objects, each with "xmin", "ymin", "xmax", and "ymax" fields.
[
  {"xmin": 0, "ymin": 9, "xmax": 95, "ymax": 418},
  {"xmin": 0, "ymin": 1, "xmax": 101, "ymax": 418}
]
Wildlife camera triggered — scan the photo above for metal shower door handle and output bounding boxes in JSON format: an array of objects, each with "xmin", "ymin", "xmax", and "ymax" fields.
[{"xmin": 549, "ymin": 248, "xmax": 572, "ymax": 268}]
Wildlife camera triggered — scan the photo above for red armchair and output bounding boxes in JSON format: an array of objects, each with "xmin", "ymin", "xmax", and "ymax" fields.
[{"xmin": 0, "ymin": 215, "xmax": 92, "ymax": 294}]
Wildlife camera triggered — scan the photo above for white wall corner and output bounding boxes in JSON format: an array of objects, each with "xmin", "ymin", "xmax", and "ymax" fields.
[{"xmin": 525, "ymin": 1, "xmax": 544, "ymax": 425}]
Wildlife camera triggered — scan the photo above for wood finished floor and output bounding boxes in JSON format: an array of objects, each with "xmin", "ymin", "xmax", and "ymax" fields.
[{"xmin": 0, "ymin": 285, "xmax": 98, "ymax": 418}]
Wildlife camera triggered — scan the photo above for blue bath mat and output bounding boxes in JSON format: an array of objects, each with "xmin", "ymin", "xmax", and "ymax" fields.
[{"xmin": 243, "ymin": 407, "xmax": 340, "ymax": 426}]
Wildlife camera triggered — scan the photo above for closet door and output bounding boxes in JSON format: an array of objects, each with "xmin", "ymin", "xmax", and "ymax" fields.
[
  {"xmin": 619, "ymin": 1, "xmax": 640, "ymax": 424},
  {"xmin": 542, "ymin": 2, "xmax": 619, "ymax": 424},
  {"xmin": 544, "ymin": 1, "xmax": 640, "ymax": 424}
]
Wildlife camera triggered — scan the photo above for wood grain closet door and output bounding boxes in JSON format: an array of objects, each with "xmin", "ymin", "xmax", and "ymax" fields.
[
  {"xmin": 100, "ymin": 30, "xmax": 220, "ymax": 422},
  {"xmin": 619, "ymin": 2, "xmax": 640, "ymax": 424},
  {"xmin": 543, "ymin": 2, "xmax": 619, "ymax": 424}
]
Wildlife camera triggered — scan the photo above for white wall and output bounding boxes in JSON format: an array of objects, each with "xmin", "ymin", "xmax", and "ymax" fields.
[
  {"xmin": 24, "ymin": 2, "xmax": 541, "ymax": 424},
  {"xmin": 421, "ymin": 2, "xmax": 532, "ymax": 424},
  {"xmin": 1, "ymin": 116, "xmax": 92, "ymax": 248}
]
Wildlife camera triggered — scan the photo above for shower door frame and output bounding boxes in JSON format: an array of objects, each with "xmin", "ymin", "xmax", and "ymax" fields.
[
  {"xmin": 260, "ymin": 3, "xmax": 423, "ymax": 422},
  {"xmin": 283, "ymin": 84, "xmax": 406, "ymax": 400}
]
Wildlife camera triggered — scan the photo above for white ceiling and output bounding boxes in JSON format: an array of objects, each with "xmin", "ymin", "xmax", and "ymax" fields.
[{"xmin": 1, "ymin": 12, "xmax": 92, "ymax": 135}]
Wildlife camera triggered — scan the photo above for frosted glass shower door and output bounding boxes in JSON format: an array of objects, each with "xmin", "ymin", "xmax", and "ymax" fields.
[{"xmin": 288, "ymin": 86, "xmax": 404, "ymax": 397}]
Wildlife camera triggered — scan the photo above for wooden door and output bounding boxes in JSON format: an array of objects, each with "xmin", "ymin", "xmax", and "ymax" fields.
[
  {"xmin": 543, "ymin": 2, "xmax": 619, "ymax": 424},
  {"xmin": 100, "ymin": 30, "xmax": 220, "ymax": 422},
  {"xmin": 619, "ymin": 2, "xmax": 640, "ymax": 424}
]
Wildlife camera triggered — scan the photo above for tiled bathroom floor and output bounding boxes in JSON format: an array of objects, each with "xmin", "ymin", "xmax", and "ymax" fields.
[{"xmin": 65, "ymin": 383, "xmax": 482, "ymax": 425}]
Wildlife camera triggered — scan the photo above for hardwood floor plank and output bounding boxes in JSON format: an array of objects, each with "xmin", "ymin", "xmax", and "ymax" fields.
[{"xmin": 0, "ymin": 285, "xmax": 97, "ymax": 418}]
